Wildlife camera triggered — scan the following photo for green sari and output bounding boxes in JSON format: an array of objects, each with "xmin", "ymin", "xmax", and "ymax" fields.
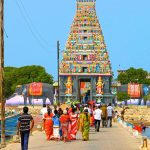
[{"xmin": 81, "ymin": 113, "xmax": 90, "ymax": 141}]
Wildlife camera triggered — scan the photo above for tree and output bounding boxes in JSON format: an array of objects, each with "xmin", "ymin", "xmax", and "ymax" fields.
[
  {"xmin": 117, "ymin": 73, "xmax": 128, "ymax": 84},
  {"xmin": 4, "ymin": 65, "xmax": 54, "ymax": 99},
  {"xmin": 117, "ymin": 67, "xmax": 150, "ymax": 85},
  {"xmin": 143, "ymin": 93, "xmax": 150, "ymax": 101},
  {"xmin": 117, "ymin": 92, "xmax": 130, "ymax": 103},
  {"xmin": 4, "ymin": 67, "xmax": 17, "ymax": 99},
  {"xmin": 143, "ymin": 93, "xmax": 150, "ymax": 105}
]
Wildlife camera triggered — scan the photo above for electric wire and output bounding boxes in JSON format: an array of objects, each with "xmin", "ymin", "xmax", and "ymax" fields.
[
  {"xmin": 18, "ymin": 0, "xmax": 50, "ymax": 47},
  {"xmin": 15, "ymin": 0, "xmax": 49, "ymax": 53},
  {"xmin": 4, "ymin": 28, "xmax": 8, "ymax": 38}
]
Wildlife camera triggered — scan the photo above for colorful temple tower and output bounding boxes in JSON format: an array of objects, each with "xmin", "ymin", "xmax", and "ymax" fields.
[{"xmin": 59, "ymin": 0, "xmax": 114, "ymax": 104}]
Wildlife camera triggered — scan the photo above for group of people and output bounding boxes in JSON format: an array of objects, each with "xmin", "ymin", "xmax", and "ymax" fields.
[
  {"xmin": 17, "ymin": 103, "xmax": 115, "ymax": 150},
  {"xmin": 93, "ymin": 103, "xmax": 115, "ymax": 132},
  {"xmin": 41, "ymin": 103, "xmax": 115, "ymax": 142},
  {"xmin": 41, "ymin": 104, "xmax": 91, "ymax": 142}
]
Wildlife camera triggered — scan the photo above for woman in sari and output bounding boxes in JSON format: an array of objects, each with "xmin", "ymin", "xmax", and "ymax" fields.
[
  {"xmin": 77, "ymin": 106, "xmax": 84, "ymax": 132},
  {"xmin": 81, "ymin": 109, "xmax": 90, "ymax": 141},
  {"xmin": 59, "ymin": 110, "xmax": 70, "ymax": 142},
  {"xmin": 68, "ymin": 108, "xmax": 78, "ymax": 140},
  {"xmin": 43, "ymin": 108, "xmax": 53, "ymax": 141},
  {"xmin": 90, "ymin": 105, "xmax": 95, "ymax": 127}
]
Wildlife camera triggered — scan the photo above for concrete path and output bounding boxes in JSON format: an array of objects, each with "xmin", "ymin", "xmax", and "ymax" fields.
[{"xmin": 3, "ymin": 123, "xmax": 141, "ymax": 150}]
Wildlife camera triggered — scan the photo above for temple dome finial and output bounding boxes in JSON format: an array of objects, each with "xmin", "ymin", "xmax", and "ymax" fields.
[{"xmin": 77, "ymin": 0, "xmax": 96, "ymax": 2}]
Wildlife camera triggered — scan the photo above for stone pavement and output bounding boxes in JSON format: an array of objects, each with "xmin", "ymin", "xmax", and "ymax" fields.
[{"xmin": 3, "ymin": 123, "xmax": 141, "ymax": 150}]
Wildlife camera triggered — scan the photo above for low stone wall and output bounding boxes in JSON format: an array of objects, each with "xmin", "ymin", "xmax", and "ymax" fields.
[
  {"xmin": 116, "ymin": 106, "xmax": 150, "ymax": 126},
  {"xmin": 117, "ymin": 117, "xmax": 150, "ymax": 150}
]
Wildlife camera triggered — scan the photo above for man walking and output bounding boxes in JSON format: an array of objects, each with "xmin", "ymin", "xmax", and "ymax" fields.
[
  {"xmin": 107, "ymin": 103, "xmax": 114, "ymax": 127},
  {"xmin": 93, "ymin": 106, "xmax": 102, "ymax": 132},
  {"xmin": 40, "ymin": 104, "xmax": 47, "ymax": 119},
  {"xmin": 17, "ymin": 107, "xmax": 34, "ymax": 150}
]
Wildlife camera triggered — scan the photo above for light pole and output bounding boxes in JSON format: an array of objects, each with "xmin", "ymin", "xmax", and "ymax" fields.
[
  {"xmin": 0, "ymin": 0, "xmax": 6, "ymax": 147},
  {"xmin": 57, "ymin": 41, "xmax": 60, "ymax": 103}
]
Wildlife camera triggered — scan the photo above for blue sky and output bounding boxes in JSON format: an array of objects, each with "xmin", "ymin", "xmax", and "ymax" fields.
[{"xmin": 4, "ymin": 0, "xmax": 150, "ymax": 79}]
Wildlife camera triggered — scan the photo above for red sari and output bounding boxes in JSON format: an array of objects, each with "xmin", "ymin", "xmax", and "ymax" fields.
[
  {"xmin": 68, "ymin": 113, "xmax": 78, "ymax": 140},
  {"xmin": 133, "ymin": 125, "xmax": 142, "ymax": 133},
  {"xmin": 44, "ymin": 113, "xmax": 53, "ymax": 140},
  {"xmin": 59, "ymin": 114, "xmax": 70, "ymax": 141},
  {"xmin": 90, "ymin": 109, "xmax": 95, "ymax": 127}
]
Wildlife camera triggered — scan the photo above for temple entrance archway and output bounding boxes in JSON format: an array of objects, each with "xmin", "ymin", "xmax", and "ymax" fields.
[{"xmin": 79, "ymin": 78, "xmax": 91, "ymax": 104}]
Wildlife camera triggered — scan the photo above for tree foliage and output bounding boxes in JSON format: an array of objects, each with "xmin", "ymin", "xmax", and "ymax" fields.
[
  {"xmin": 117, "ymin": 92, "xmax": 130, "ymax": 102},
  {"xmin": 4, "ymin": 65, "xmax": 54, "ymax": 99},
  {"xmin": 117, "ymin": 67, "xmax": 150, "ymax": 85},
  {"xmin": 143, "ymin": 93, "xmax": 150, "ymax": 101}
]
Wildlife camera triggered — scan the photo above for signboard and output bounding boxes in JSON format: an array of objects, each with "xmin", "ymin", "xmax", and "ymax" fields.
[{"xmin": 128, "ymin": 84, "xmax": 141, "ymax": 98}]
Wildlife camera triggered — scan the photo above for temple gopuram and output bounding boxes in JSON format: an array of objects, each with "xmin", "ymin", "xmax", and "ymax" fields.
[{"xmin": 59, "ymin": 0, "xmax": 114, "ymax": 104}]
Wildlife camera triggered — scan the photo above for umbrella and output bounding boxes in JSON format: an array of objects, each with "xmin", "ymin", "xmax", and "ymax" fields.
[
  {"xmin": 88, "ymin": 100, "xmax": 95, "ymax": 105},
  {"xmin": 60, "ymin": 104, "xmax": 70, "ymax": 111}
]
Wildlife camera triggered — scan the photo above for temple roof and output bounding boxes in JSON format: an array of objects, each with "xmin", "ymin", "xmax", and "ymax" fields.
[{"xmin": 59, "ymin": 0, "xmax": 112, "ymax": 76}]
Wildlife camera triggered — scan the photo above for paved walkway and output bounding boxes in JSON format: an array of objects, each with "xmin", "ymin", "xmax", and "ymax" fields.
[{"xmin": 3, "ymin": 123, "xmax": 141, "ymax": 150}]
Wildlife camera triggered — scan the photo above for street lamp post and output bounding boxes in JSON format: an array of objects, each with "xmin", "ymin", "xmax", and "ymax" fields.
[
  {"xmin": 0, "ymin": 0, "xmax": 6, "ymax": 147},
  {"xmin": 57, "ymin": 41, "xmax": 60, "ymax": 103}
]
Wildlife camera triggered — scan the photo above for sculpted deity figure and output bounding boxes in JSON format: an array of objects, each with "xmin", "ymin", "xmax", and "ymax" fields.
[
  {"xmin": 78, "ymin": 65, "xmax": 82, "ymax": 73},
  {"xmin": 96, "ymin": 63, "xmax": 100, "ymax": 72},
  {"xmin": 65, "ymin": 76, "xmax": 72, "ymax": 95},
  {"xmin": 88, "ymin": 65, "xmax": 91, "ymax": 73},
  {"xmin": 96, "ymin": 76, "xmax": 104, "ymax": 95}
]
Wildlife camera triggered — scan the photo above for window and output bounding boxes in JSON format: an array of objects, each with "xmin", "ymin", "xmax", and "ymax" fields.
[
  {"xmin": 83, "ymin": 55, "xmax": 88, "ymax": 60},
  {"xmin": 83, "ymin": 36, "xmax": 87, "ymax": 40}
]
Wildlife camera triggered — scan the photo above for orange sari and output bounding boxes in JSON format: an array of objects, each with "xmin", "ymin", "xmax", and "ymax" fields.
[
  {"xmin": 44, "ymin": 113, "xmax": 53, "ymax": 140},
  {"xmin": 90, "ymin": 109, "xmax": 95, "ymax": 127}
]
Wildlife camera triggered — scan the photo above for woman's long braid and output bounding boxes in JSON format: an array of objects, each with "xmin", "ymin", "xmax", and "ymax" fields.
[{"xmin": 47, "ymin": 108, "xmax": 51, "ymax": 116}]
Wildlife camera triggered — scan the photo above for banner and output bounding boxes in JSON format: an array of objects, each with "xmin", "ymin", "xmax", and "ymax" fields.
[
  {"xmin": 128, "ymin": 84, "xmax": 141, "ymax": 98},
  {"xmin": 29, "ymin": 82, "xmax": 43, "ymax": 96}
]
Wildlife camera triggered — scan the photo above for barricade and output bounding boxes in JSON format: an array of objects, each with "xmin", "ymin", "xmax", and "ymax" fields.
[{"xmin": 117, "ymin": 117, "xmax": 150, "ymax": 148}]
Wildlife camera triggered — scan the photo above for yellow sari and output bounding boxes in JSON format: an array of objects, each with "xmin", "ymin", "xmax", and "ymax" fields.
[{"xmin": 80, "ymin": 113, "xmax": 90, "ymax": 141}]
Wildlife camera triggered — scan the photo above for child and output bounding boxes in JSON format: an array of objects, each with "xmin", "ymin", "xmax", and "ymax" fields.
[
  {"xmin": 52, "ymin": 110, "xmax": 60, "ymax": 141},
  {"xmin": 141, "ymin": 122, "xmax": 147, "ymax": 132},
  {"xmin": 113, "ymin": 111, "xmax": 118, "ymax": 122}
]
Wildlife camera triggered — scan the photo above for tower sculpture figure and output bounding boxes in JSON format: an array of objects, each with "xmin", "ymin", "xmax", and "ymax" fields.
[
  {"xmin": 65, "ymin": 76, "xmax": 72, "ymax": 95},
  {"xmin": 96, "ymin": 76, "xmax": 103, "ymax": 95}
]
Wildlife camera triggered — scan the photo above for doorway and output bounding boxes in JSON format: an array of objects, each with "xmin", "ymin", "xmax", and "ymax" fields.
[{"xmin": 79, "ymin": 78, "xmax": 91, "ymax": 104}]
